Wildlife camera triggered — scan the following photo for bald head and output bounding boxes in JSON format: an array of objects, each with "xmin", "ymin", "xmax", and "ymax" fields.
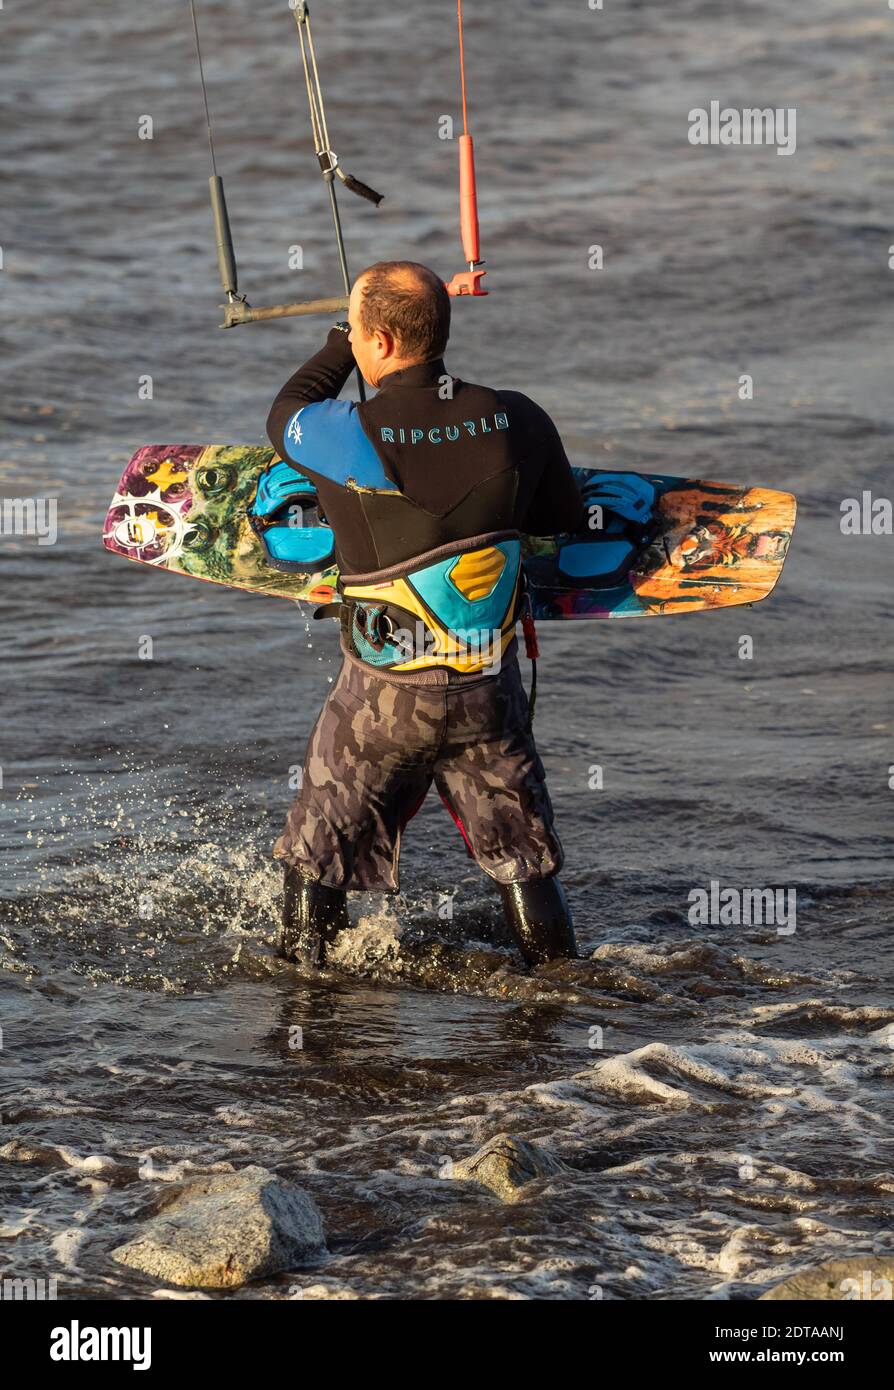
[{"xmin": 347, "ymin": 261, "xmax": 451, "ymax": 388}]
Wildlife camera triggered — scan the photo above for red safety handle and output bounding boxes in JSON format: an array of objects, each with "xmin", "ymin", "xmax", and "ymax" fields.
[{"xmin": 458, "ymin": 133, "xmax": 480, "ymax": 267}]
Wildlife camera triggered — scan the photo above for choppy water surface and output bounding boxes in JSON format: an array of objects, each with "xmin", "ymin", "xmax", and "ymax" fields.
[{"xmin": 1, "ymin": 0, "xmax": 892, "ymax": 1299}]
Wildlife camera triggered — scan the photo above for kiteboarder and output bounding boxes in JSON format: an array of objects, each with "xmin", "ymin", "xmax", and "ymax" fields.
[{"xmin": 267, "ymin": 260, "xmax": 585, "ymax": 970}]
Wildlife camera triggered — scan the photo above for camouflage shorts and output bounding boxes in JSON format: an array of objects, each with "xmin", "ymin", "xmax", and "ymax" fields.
[{"xmin": 274, "ymin": 653, "xmax": 564, "ymax": 891}]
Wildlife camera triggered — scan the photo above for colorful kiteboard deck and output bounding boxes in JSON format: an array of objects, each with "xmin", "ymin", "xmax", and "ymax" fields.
[{"xmin": 102, "ymin": 444, "xmax": 796, "ymax": 620}]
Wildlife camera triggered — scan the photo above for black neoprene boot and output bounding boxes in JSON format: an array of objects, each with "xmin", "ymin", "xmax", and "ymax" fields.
[
  {"xmin": 281, "ymin": 866, "xmax": 350, "ymax": 967},
  {"xmin": 498, "ymin": 876, "xmax": 578, "ymax": 967}
]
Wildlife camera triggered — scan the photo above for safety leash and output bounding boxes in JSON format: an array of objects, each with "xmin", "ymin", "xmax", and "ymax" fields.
[{"xmin": 521, "ymin": 593, "xmax": 539, "ymax": 726}]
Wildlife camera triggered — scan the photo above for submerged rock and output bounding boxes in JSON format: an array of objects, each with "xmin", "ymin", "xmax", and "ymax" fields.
[
  {"xmin": 449, "ymin": 1132, "xmax": 566, "ymax": 1203},
  {"xmin": 0, "ymin": 1139, "xmax": 64, "ymax": 1166},
  {"xmin": 111, "ymin": 1165, "xmax": 325, "ymax": 1289},
  {"xmin": 760, "ymin": 1256, "xmax": 894, "ymax": 1301},
  {"xmin": 0, "ymin": 1139, "xmax": 138, "ymax": 1179}
]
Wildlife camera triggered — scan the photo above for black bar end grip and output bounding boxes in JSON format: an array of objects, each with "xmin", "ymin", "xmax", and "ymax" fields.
[
  {"xmin": 341, "ymin": 171, "xmax": 384, "ymax": 206},
  {"xmin": 209, "ymin": 175, "xmax": 238, "ymax": 297}
]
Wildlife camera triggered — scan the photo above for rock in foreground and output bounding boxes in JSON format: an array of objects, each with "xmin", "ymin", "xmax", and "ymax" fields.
[
  {"xmin": 760, "ymin": 1256, "xmax": 894, "ymax": 1301},
  {"xmin": 450, "ymin": 1133, "xmax": 566, "ymax": 1203},
  {"xmin": 112, "ymin": 1165, "xmax": 325, "ymax": 1289}
]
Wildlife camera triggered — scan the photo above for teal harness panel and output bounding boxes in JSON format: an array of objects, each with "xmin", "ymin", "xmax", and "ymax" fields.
[
  {"xmin": 344, "ymin": 537, "xmax": 523, "ymax": 670},
  {"xmin": 407, "ymin": 540, "xmax": 522, "ymax": 644}
]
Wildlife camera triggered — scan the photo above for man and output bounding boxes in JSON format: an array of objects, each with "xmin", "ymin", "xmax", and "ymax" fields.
[{"xmin": 266, "ymin": 261, "xmax": 584, "ymax": 970}]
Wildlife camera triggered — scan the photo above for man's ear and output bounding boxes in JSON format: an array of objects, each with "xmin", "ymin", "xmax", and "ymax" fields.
[{"xmin": 375, "ymin": 328, "xmax": 395, "ymax": 358}]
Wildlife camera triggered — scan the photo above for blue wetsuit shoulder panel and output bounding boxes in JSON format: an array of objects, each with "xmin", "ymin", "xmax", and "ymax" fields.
[{"xmin": 281, "ymin": 399, "xmax": 398, "ymax": 493}]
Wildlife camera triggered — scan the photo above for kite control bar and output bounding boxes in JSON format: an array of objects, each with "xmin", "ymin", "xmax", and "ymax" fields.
[
  {"xmin": 189, "ymin": 0, "xmax": 379, "ymax": 350},
  {"xmin": 191, "ymin": 0, "xmax": 488, "ymax": 330},
  {"xmin": 220, "ymin": 295, "xmax": 349, "ymax": 329}
]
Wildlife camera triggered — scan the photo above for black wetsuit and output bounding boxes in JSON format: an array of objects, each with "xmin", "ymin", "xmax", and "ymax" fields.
[
  {"xmin": 267, "ymin": 328, "xmax": 583, "ymax": 891},
  {"xmin": 266, "ymin": 327, "xmax": 585, "ymax": 575}
]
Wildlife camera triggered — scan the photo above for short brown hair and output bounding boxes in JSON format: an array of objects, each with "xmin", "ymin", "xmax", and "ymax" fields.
[{"xmin": 357, "ymin": 261, "xmax": 451, "ymax": 362}]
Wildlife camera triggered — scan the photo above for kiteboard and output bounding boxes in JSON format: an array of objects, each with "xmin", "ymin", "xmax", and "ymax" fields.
[{"xmin": 102, "ymin": 444, "xmax": 796, "ymax": 619}]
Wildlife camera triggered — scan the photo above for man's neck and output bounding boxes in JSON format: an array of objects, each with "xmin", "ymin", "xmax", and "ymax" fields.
[{"xmin": 376, "ymin": 356, "xmax": 447, "ymax": 389}]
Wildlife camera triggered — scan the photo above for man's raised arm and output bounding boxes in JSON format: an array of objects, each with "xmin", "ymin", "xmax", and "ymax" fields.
[{"xmin": 266, "ymin": 325, "xmax": 355, "ymax": 459}]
